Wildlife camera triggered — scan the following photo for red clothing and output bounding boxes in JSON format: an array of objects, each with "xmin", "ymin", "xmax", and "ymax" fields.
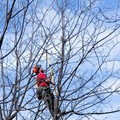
[{"xmin": 37, "ymin": 72, "xmax": 49, "ymax": 87}]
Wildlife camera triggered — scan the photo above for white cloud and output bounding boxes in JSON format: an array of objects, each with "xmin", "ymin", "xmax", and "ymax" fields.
[{"xmin": 1, "ymin": 1, "xmax": 120, "ymax": 120}]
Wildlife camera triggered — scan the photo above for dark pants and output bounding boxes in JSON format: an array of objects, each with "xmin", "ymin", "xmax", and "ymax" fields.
[{"xmin": 36, "ymin": 86, "xmax": 55, "ymax": 117}]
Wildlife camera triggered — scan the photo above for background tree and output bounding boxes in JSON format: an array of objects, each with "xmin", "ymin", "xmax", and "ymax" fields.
[{"xmin": 0, "ymin": 0, "xmax": 120, "ymax": 120}]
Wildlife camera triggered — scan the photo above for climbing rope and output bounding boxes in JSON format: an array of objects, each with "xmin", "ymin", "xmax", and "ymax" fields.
[{"xmin": 46, "ymin": 50, "xmax": 58, "ymax": 97}]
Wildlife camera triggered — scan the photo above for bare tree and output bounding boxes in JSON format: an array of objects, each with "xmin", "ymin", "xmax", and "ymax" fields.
[
  {"xmin": 0, "ymin": 0, "xmax": 34, "ymax": 58},
  {"xmin": 0, "ymin": 0, "xmax": 120, "ymax": 120}
]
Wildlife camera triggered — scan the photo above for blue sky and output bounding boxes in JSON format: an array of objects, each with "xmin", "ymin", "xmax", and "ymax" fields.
[
  {"xmin": 40, "ymin": 1, "xmax": 120, "ymax": 120},
  {"xmin": 103, "ymin": 0, "xmax": 120, "ymax": 8},
  {"xmin": 0, "ymin": 0, "xmax": 120, "ymax": 120}
]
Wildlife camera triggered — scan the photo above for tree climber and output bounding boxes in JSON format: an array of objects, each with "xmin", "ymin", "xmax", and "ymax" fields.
[{"xmin": 32, "ymin": 65, "xmax": 55, "ymax": 117}]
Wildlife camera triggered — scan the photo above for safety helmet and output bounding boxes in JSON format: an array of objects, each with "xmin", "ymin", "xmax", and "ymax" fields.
[{"xmin": 33, "ymin": 65, "xmax": 42, "ymax": 74}]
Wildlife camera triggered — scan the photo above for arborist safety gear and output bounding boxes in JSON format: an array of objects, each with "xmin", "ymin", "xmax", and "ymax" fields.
[{"xmin": 33, "ymin": 65, "xmax": 55, "ymax": 117}]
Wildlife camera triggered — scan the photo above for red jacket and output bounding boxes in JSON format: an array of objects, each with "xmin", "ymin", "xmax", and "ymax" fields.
[{"xmin": 37, "ymin": 72, "xmax": 49, "ymax": 87}]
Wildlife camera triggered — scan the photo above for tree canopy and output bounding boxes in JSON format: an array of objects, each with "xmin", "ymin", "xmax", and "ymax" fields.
[{"xmin": 0, "ymin": 0, "xmax": 120, "ymax": 120}]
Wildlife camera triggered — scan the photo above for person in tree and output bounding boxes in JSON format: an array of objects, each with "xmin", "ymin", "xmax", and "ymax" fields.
[{"xmin": 32, "ymin": 65, "xmax": 55, "ymax": 117}]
